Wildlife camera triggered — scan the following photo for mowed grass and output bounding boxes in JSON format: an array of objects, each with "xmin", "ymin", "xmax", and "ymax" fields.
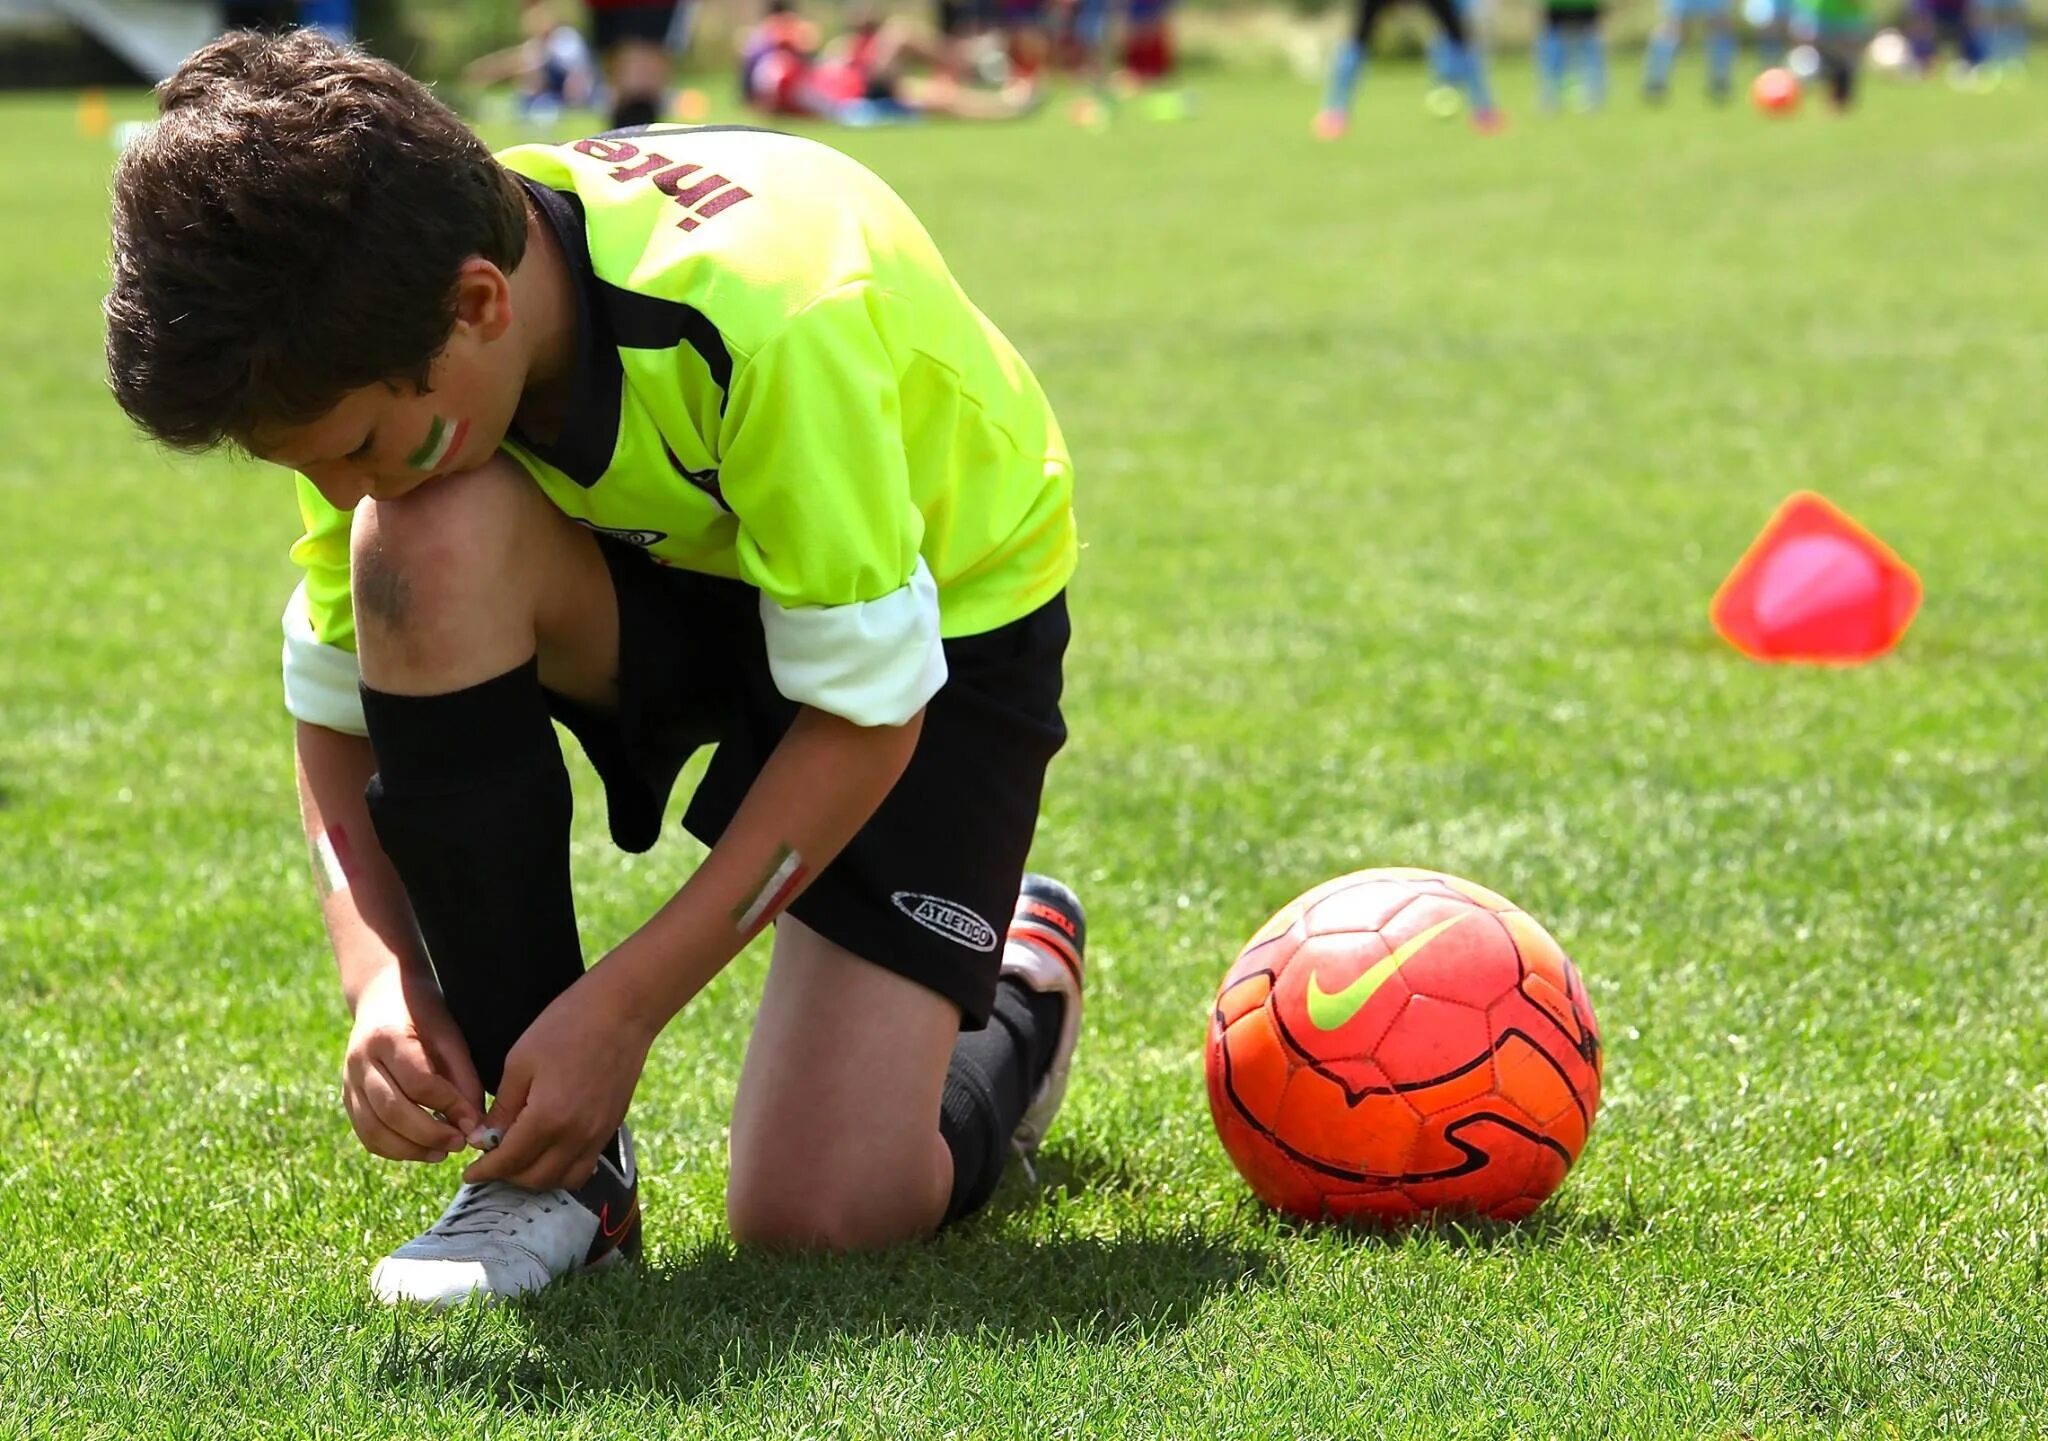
[{"xmin": 3, "ymin": 62, "xmax": 2047, "ymax": 1439}]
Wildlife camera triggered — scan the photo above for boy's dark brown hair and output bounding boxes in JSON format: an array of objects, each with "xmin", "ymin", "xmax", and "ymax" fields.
[{"xmin": 105, "ymin": 29, "xmax": 529, "ymax": 452}]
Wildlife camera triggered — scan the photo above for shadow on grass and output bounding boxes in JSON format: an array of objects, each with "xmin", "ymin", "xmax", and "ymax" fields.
[
  {"xmin": 367, "ymin": 1153, "xmax": 1632, "ymax": 1406},
  {"xmin": 377, "ymin": 1216, "xmax": 1277, "ymax": 1406},
  {"xmin": 1265, "ymin": 1194, "xmax": 1653, "ymax": 1253}
]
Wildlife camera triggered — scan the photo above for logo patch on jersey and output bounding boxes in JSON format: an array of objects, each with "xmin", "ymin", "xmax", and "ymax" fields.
[
  {"xmin": 891, "ymin": 892, "xmax": 1000, "ymax": 953},
  {"xmin": 571, "ymin": 137, "xmax": 756, "ymax": 232},
  {"xmin": 572, "ymin": 520, "xmax": 668, "ymax": 547},
  {"xmin": 663, "ymin": 442, "xmax": 728, "ymax": 511}
]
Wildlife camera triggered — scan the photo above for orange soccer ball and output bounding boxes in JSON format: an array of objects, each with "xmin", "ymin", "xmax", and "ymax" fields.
[
  {"xmin": 1752, "ymin": 67, "xmax": 1801, "ymax": 114},
  {"xmin": 1205, "ymin": 868, "xmax": 1603, "ymax": 1225}
]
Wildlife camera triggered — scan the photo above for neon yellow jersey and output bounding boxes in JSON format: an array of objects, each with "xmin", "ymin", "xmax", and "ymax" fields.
[{"xmin": 283, "ymin": 125, "xmax": 1076, "ymax": 734}]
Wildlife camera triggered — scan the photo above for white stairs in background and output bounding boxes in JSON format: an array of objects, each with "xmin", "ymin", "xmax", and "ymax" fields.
[{"xmin": 0, "ymin": 0, "xmax": 222, "ymax": 81}]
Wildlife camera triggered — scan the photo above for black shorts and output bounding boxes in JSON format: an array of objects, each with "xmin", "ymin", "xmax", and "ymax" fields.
[
  {"xmin": 936, "ymin": 0, "xmax": 993, "ymax": 37},
  {"xmin": 1355, "ymin": 0, "xmax": 1468, "ymax": 47},
  {"xmin": 549, "ymin": 539, "xmax": 1070, "ymax": 1027},
  {"xmin": 1546, "ymin": 4, "xmax": 1602, "ymax": 27},
  {"xmin": 588, "ymin": 0, "xmax": 683, "ymax": 50}
]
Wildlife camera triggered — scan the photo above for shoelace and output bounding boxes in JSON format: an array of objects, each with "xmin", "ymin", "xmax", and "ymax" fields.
[{"xmin": 432, "ymin": 1181, "xmax": 565, "ymax": 1240}]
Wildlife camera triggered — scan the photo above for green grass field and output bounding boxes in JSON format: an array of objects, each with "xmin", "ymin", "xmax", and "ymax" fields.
[{"xmin": 4, "ymin": 63, "xmax": 2047, "ymax": 1438}]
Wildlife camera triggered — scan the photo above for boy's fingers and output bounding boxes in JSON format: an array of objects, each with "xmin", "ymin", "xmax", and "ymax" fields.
[
  {"xmin": 495, "ymin": 1143, "xmax": 587, "ymax": 1193},
  {"xmin": 344, "ymin": 1088, "xmax": 451, "ymax": 1164},
  {"xmin": 422, "ymin": 1032, "xmax": 488, "ymax": 1134},
  {"xmin": 463, "ymin": 1115, "xmax": 550, "ymax": 1184},
  {"xmin": 365, "ymin": 1061, "xmax": 467, "ymax": 1152},
  {"xmin": 471, "ymin": 1064, "xmax": 531, "ymax": 1149},
  {"xmin": 441, "ymin": 1054, "xmax": 488, "ymax": 1136},
  {"xmin": 376, "ymin": 1048, "xmax": 473, "ymax": 1149}
]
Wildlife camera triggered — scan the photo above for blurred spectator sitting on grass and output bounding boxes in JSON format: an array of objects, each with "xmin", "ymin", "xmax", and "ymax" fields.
[
  {"xmin": 465, "ymin": 0, "xmax": 601, "ymax": 122},
  {"xmin": 741, "ymin": 0, "xmax": 1040, "ymax": 122}
]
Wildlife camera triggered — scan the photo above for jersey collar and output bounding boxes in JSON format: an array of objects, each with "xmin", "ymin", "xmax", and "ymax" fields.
[{"xmin": 509, "ymin": 176, "xmax": 623, "ymax": 489}]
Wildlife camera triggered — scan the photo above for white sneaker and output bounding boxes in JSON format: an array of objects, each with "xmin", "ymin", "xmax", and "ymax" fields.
[
  {"xmin": 1003, "ymin": 875, "xmax": 1087, "ymax": 1158},
  {"xmin": 369, "ymin": 1127, "xmax": 641, "ymax": 1308}
]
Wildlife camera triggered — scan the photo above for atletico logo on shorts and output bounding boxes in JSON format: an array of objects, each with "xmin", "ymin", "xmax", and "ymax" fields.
[{"xmin": 892, "ymin": 892, "xmax": 999, "ymax": 953}]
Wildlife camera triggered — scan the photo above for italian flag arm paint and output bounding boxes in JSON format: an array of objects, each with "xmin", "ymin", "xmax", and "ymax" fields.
[
  {"xmin": 733, "ymin": 844, "xmax": 807, "ymax": 939},
  {"xmin": 405, "ymin": 415, "xmax": 470, "ymax": 472},
  {"xmin": 311, "ymin": 825, "xmax": 354, "ymax": 898}
]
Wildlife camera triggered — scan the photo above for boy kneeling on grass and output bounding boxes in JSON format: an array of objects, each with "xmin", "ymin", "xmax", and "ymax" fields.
[{"xmin": 105, "ymin": 30, "xmax": 1087, "ymax": 1306}]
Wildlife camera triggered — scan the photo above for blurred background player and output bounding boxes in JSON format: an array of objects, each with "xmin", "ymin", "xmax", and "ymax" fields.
[
  {"xmin": 1118, "ymin": 0, "xmax": 1182, "ymax": 101},
  {"xmin": 1750, "ymin": 0, "xmax": 1795, "ymax": 65},
  {"xmin": 1977, "ymin": 0, "xmax": 2026, "ymax": 71},
  {"xmin": 1538, "ymin": 0, "xmax": 1607, "ymax": 109},
  {"xmin": 465, "ymin": 0, "xmax": 600, "ymax": 122},
  {"xmin": 1315, "ymin": 0, "xmax": 1503, "ymax": 138},
  {"xmin": 738, "ymin": 0, "xmax": 820, "ymax": 113},
  {"xmin": 1061, "ymin": 0, "xmax": 1115, "ymax": 125},
  {"xmin": 585, "ymin": 0, "xmax": 693, "ymax": 129},
  {"xmin": 1793, "ymin": 0, "xmax": 1871, "ymax": 105},
  {"xmin": 1643, "ymin": 0, "xmax": 1738, "ymax": 102},
  {"xmin": 1977, "ymin": 0, "xmax": 2026, "ymax": 73},
  {"xmin": 1905, "ymin": 0, "xmax": 1988, "ymax": 75},
  {"xmin": 1424, "ymin": 0, "xmax": 1475, "ymax": 117}
]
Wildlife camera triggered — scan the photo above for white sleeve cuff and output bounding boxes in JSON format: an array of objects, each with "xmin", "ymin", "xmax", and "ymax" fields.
[
  {"xmin": 281, "ymin": 581, "xmax": 367, "ymax": 735},
  {"xmin": 759, "ymin": 558, "xmax": 947, "ymax": 727}
]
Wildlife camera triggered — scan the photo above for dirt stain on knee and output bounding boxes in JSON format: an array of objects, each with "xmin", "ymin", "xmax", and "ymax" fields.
[{"xmin": 353, "ymin": 534, "xmax": 411, "ymax": 629}]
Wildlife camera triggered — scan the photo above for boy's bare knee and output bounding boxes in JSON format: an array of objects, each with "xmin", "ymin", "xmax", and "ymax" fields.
[
  {"xmin": 348, "ymin": 460, "xmax": 541, "ymax": 631},
  {"xmin": 353, "ymin": 456, "xmax": 529, "ymax": 575},
  {"xmin": 727, "ymin": 1189, "xmax": 835, "ymax": 1252},
  {"xmin": 345, "ymin": 458, "xmax": 583, "ymax": 691},
  {"xmin": 726, "ymin": 1167, "xmax": 922, "ymax": 1254}
]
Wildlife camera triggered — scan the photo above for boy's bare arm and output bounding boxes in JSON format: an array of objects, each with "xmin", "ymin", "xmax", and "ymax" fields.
[
  {"xmin": 298, "ymin": 721, "xmax": 486, "ymax": 1155},
  {"xmin": 461, "ymin": 704, "xmax": 921, "ymax": 1188},
  {"xmin": 598, "ymin": 704, "xmax": 923, "ymax": 1023},
  {"xmin": 294, "ymin": 721, "xmax": 431, "ymax": 1009}
]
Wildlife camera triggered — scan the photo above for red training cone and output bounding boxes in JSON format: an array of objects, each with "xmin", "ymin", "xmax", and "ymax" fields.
[{"xmin": 1710, "ymin": 492, "xmax": 1922, "ymax": 664}]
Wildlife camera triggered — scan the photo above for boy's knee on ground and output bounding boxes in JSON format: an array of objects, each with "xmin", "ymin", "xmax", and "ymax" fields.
[
  {"xmin": 726, "ymin": 1180, "xmax": 889, "ymax": 1253},
  {"xmin": 726, "ymin": 1149, "xmax": 941, "ymax": 1252}
]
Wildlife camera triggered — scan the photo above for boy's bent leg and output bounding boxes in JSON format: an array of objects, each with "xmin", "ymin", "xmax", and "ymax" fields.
[
  {"xmin": 352, "ymin": 457, "xmax": 620, "ymax": 1093},
  {"xmin": 354, "ymin": 461, "xmax": 688, "ymax": 1305},
  {"xmin": 727, "ymin": 887, "xmax": 1084, "ymax": 1252},
  {"xmin": 711, "ymin": 592, "xmax": 1077, "ymax": 1251},
  {"xmin": 726, "ymin": 916, "xmax": 959, "ymax": 1250}
]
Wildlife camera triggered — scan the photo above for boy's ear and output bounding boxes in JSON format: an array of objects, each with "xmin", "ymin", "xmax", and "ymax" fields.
[{"xmin": 450, "ymin": 258, "xmax": 515, "ymax": 344}]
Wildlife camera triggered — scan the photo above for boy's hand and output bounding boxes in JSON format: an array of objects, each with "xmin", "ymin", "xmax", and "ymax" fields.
[
  {"xmin": 462, "ymin": 972, "xmax": 652, "ymax": 1192},
  {"xmin": 342, "ymin": 965, "xmax": 486, "ymax": 1163}
]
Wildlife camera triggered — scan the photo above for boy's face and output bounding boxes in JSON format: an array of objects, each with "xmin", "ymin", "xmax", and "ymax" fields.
[{"xmin": 252, "ymin": 261, "xmax": 525, "ymax": 511}]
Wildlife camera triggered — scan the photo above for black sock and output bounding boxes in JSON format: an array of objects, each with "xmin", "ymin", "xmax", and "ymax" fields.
[
  {"xmin": 937, "ymin": 974, "xmax": 1066, "ymax": 1225},
  {"xmin": 360, "ymin": 659, "xmax": 584, "ymax": 1095},
  {"xmin": 610, "ymin": 96, "xmax": 660, "ymax": 130}
]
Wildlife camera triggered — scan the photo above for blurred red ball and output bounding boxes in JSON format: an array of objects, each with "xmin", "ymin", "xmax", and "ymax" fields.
[{"xmin": 1752, "ymin": 67, "xmax": 1801, "ymax": 114}]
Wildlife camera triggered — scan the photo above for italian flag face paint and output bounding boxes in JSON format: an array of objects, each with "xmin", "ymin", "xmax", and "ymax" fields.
[{"xmin": 405, "ymin": 415, "xmax": 469, "ymax": 472}]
